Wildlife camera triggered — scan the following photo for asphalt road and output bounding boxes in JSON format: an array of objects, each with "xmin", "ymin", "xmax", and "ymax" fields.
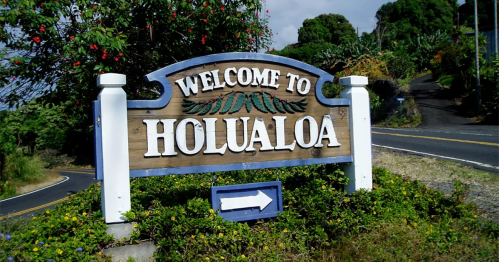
[{"xmin": 0, "ymin": 170, "xmax": 97, "ymax": 219}]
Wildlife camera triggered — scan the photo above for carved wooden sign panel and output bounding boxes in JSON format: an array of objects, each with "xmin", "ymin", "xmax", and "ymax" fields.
[{"xmin": 125, "ymin": 53, "xmax": 351, "ymax": 178}]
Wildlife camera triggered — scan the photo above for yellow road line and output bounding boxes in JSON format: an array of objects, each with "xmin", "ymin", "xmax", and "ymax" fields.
[
  {"xmin": 372, "ymin": 131, "xmax": 499, "ymax": 146},
  {"xmin": 0, "ymin": 197, "xmax": 68, "ymax": 220}
]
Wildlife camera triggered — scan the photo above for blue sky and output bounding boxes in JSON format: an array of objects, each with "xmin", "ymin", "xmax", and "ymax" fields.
[{"xmin": 266, "ymin": 0, "xmax": 467, "ymax": 50}]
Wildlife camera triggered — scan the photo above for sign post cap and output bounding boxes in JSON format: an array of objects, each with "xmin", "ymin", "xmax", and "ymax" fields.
[
  {"xmin": 339, "ymin": 76, "xmax": 368, "ymax": 87},
  {"xmin": 97, "ymin": 73, "xmax": 126, "ymax": 88}
]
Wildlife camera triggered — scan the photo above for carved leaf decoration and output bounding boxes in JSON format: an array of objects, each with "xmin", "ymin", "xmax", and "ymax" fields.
[
  {"xmin": 262, "ymin": 92, "xmax": 276, "ymax": 113},
  {"xmin": 182, "ymin": 103, "xmax": 198, "ymax": 112},
  {"xmin": 245, "ymin": 98, "xmax": 252, "ymax": 112},
  {"xmin": 229, "ymin": 93, "xmax": 247, "ymax": 114},
  {"xmin": 199, "ymin": 101, "xmax": 213, "ymax": 115},
  {"xmin": 187, "ymin": 103, "xmax": 205, "ymax": 114},
  {"xmin": 273, "ymin": 97, "xmax": 286, "ymax": 113},
  {"xmin": 289, "ymin": 102, "xmax": 305, "ymax": 112},
  {"xmin": 251, "ymin": 93, "xmax": 268, "ymax": 113},
  {"xmin": 220, "ymin": 93, "xmax": 235, "ymax": 114},
  {"xmin": 281, "ymin": 101, "xmax": 294, "ymax": 114},
  {"xmin": 210, "ymin": 98, "xmax": 223, "ymax": 114}
]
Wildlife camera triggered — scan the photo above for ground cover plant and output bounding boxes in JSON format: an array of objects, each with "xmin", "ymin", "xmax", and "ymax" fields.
[{"xmin": 1, "ymin": 164, "xmax": 498, "ymax": 261}]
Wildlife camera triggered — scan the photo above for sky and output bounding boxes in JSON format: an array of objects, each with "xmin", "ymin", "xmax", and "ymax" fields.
[{"xmin": 265, "ymin": 0, "xmax": 467, "ymax": 50}]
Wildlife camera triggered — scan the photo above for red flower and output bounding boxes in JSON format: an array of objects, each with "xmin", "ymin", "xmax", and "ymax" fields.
[
  {"xmin": 146, "ymin": 25, "xmax": 150, "ymax": 28},
  {"xmin": 241, "ymin": 19, "xmax": 244, "ymax": 23},
  {"xmin": 236, "ymin": 33, "xmax": 239, "ymax": 38},
  {"xmin": 168, "ymin": 5, "xmax": 172, "ymax": 9},
  {"xmin": 250, "ymin": 37, "xmax": 254, "ymax": 42},
  {"xmin": 263, "ymin": 27, "xmax": 266, "ymax": 30},
  {"xmin": 188, "ymin": 28, "xmax": 192, "ymax": 32},
  {"xmin": 250, "ymin": 22, "xmax": 253, "ymax": 25},
  {"xmin": 40, "ymin": 3, "xmax": 43, "ymax": 6},
  {"xmin": 40, "ymin": 26, "xmax": 45, "ymax": 32},
  {"xmin": 203, "ymin": 2, "xmax": 208, "ymax": 7},
  {"xmin": 211, "ymin": 10, "xmax": 214, "ymax": 14},
  {"xmin": 70, "ymin": 36, "xmax": 74, "ymax": 41},
  {"xmin": 256, "ymin": 13, "xmax": 259, "ymax": 18},
  {"xmin": 115, "ymin": 57, "xmax": 119, "ymax": 61},
  {"xmin": 73, "ymin": 62, "xmax": 80, "ymax": 66},
  {"xmin": 245, "ymin": 29, "xmax": 249, "ymax": 33},
  {"xmin": 267, "ymin": 47, "xmax": 270, "ymax": 51},
  {"xmin": 266, "ymin": 10, "xmax": 269, "ymax": 13},
  {"xmin": 172, "ymin": 12, "xmax": 176, "ymax": 17},
  {"xmin": 101, "ymin": 71, "xmax": 105, "ymax": 74},
  {"xmin": 201, "ymin": 38, "xmax": 205, "ymax": 45},
  {"xmin": 221, "ymin": 6, "xmax": 224, "ymax": 11},
  {"xmin": 33, "ymin": 36, "xmax": 40, "ymax": 43},
  {"xmin": 119, "ymin": 53, "xmax": 123, "ymax": 56},
  {"xmin": 76, "ymin": 101, "xmax": 79, "ymax": 105},
  {"xmin": 203, "ymin": 19, "xmax": 207, "ymax": 23},
  {"xmin": 92, "ymin": 5, "xmax": 96, "ymax": 8},
  {"xmin": 172, "ymin": 17, "xmax": 175, "ymax": 21}
]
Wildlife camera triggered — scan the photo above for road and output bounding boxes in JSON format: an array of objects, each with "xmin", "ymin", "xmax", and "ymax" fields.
[{"xmin": 0, "ymin": 170, "xmax": 97, "ymax": 219}]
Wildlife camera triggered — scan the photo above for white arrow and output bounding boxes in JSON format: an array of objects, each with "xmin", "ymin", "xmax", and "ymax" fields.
[{"xmin": 220, "ymin": 190, "xmax": 273, "ymax": 211}]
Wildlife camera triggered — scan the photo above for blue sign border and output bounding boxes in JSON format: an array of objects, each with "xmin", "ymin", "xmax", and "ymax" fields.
[
  {"xmin": 127, "ymin": 52, "xmax": 349, "ymax": 109},
  {"xmin": 93, "ymin": 52, "xmax": 353, "ymax": 180},
  {"xmin": 211, "ymin": 181, "xmax": 283, "ymax": 222}
]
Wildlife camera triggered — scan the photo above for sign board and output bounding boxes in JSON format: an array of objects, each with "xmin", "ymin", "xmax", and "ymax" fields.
[
  {"xmin": 396, "ymin": 98, "xmax": 405, "ymax": 102},
  {"xmin": 123, "ymin": 53, "xmax": 352, "ymax": 178},
  {"xmin": 93, "ymin": 53, "xmax": 373, "ymax": 223},
  {"xmin": 211, "ymin": 181, "xmax": 282, "ymax": 222}
]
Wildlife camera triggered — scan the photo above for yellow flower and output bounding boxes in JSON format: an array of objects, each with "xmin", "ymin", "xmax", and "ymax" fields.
[
  {"xmin": 33, "ymin": 217, "xmax": 37, "ymax": 220},
  {"xmin": 134, "ymin": 224, "xmax": 138, "ymax": 228},
  {"xmin": 33, "ymin": 248, "xmax": 38, "ymax": 252},
  {"xmin": 64, "ymin": 216, "xmax": 69, "ymax": 220},
  {"xmin": 415, "ymin": 194, "xmax": 418, "ymax": 197},
  {"xmin": 219, "ymin": 233, "xmax": 224, "ymax": 237},
  {"xmin": 464, "ymin": 227, "xmax": 468, "ymax": 231},
  {"xmin": 250, "ymin": 242, "xmax": 254, "ymax": 246},
  {"xmin": 72, "ymin": 217, "xmax": 77, "ymax": 221},
  {"xmin": 390, "ymin": 180, "xmax": 394, "ymax": 184},
  {"xmin": 205, "ymin": 257, "xmax": 210, "ymax": 261},
  {"xmin": 191, "ymin": 235, "xmax": 195, "ymax": 239},
  {"xmin": 474, "ymin": 215, "xmax": 477, "ymax": 218},
  {"xmin": 46, "ymin": 210, "xmax": 50, "ymax": 214},
  {"xmin": 50, "ymin": 225, "xmax": 54, "ymax": 228},
  {"xmin": 98, "ymin": 252, "xmax": 102, "ymax": 256},
  {"xmin": 200, "ymin": 235, "xmax": 205, "ymax": 239},
  {"xmin": 373, "ymin": 211, "xmax": 377, "ymax": 215},
  {"xmin": 279, "ymin": 243, "xmax": 284, "ymax": 248},
  {"xmin": 413, "ymin": 223, "xmax": 418, "ymax": 227},
  {"xmin": 329, "ymin": 220, "xmax": 333, "ymax": 224},
  {"xmin": 101, "ymin": 217, "xmax": 105, "ymax": 220},
  {"xmin": 343, "ymin": 198, "xmax": 349, "ymax": 202},
  {"xmin": 374, "ymin": 201, "xmax": 376, "ymax": 205},
  {"xmin": 403, "ymin": 191, "xmax": 407, "ymax": 195},
  {"xmin": 171, "ymin": 216, "xmax": 175, "ymax": 221},
  {"xmin": 426, "ymin": 231, "xmax": 430, "ymax": 235},
  {"xmin": 83, "ymin": 212, "xmax": 87, "ymax": 216},
  {"xmin": 241, "ymin": 255, "xmax": 246, "ymax": 258},
  {"xmin": 233, "ymin": 230, "xmax": 238, "ymax": 235},
  {"xmin": 311, "ymin": 247, "xmax": 315, "ymax": 250},
  {"xmin": 36, "ymin": 240, "xmax": 39, "ymax": 244},
  {"xmin": 57, "ymin": 249, "xmax": 63, "ymax": 255},
  {"xmin": 209, "ymin": 209, "xmax": 215, "ymax": 214},
  {"xmin": 407, "ymin": 226, "xmax": 412, "ymax": 229},
  {"xmin": 217, "ymin": 226, "xmax": 221, "ymax": 229},
  {"xmin": 66, "ymin": 213, "xmax": 69, "ymax": 216},
  {"xmin": 449, "ymin": 229, "xmax": 453, "ymax": 232},
  {"xmin": 337, "ymin": 218, "xmax": 341, "ymax": 223},
  {"xmin": 264, "ymin": 246, "xmax": 269, "ymax": 250},
  {"xmin": 220, "ymin": 256, "xmax": 225, "ymax": 259},
  {"xmin": 322, "ymin": 185, "xmax": 326, "ymax": 190},
  {"xmin": 144, "ymin": 211, "xmax": 150, "ymax": 216}
]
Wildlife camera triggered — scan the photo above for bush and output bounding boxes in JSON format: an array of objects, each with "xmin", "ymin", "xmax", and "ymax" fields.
[{"xmin": 5, "ymin": 151, "xmax": 44, "ymax": 183}]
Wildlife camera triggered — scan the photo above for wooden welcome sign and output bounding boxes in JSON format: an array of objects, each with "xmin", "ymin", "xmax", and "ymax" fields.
[
  {"xmin": 93, "ymin": 53, "xmax": 372, "ymax": 223},
  {"xmin": 125, "ymin": 53, "xmax": 352, "ymax": 177}
]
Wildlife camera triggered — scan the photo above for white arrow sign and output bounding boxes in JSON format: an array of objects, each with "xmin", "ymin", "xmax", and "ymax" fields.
[{"xmin": 220, "ymin": 190, "xmax": 273, "ymax": 211}]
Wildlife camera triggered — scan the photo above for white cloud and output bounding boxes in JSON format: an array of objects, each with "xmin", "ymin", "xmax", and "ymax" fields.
[{"xmin": 263, "ymin": 0, "xmax": 468, "ymax": 51}]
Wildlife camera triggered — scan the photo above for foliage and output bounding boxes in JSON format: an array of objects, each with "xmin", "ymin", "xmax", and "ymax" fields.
[
  {"xmin": 374, "ymin": 0, "xmax": 458, "ymax": 44},
  {"xmin": 4, "ymin": 151, "xmax": 44, "ymax": 183},
  {"xmin": 297, "ymin": 14, "xmax": 356, "ymax": 46},
  {"xmin": 459, "ymin": 0, "xmax": 497, "ymax": 29},
  {"xmin": 0, "ymin": 183, "xmax": 113, "ymax": 261},
  {"xmin": 2, "ymin": 166, "xmax": 498, "ymax": 261},
  {"xmin": 267, "ymin": 42, "xmax": 335, "ymax": 67},
  {"xmin": 0, "ymin": 0, "xmax": 272, "ymax": 162}
]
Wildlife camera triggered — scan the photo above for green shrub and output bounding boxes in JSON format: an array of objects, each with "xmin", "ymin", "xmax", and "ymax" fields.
[{"xmin": 5, "ymin": 151, "xmax": 44, "ymax": 182}]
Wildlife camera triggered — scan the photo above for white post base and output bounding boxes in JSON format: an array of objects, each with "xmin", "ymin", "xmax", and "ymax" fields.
[
  {"xmin": 339, "ymin": 76, "xmax": 372, "ymax": 193},
  {"xmin": 97, "ymin": 73, "xmax": 131, "ymax": 223}
]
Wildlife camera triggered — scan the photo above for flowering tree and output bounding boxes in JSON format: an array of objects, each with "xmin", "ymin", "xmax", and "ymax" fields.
[{"xmin": 0, "ymin": 0, "xmax": 272, "ymax": 160}]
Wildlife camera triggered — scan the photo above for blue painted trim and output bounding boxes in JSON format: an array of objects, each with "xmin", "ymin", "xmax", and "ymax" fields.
[
  {"xmin": 93, "ymin": 101, "xmax": 104, "ymax": 181},
  {"xmin": 127, "ymin": 52, "xmax": 349, "ymax": 109},
  {"xmin": 130, "ymin": 155, "xmax": 352, "ymax": 178},
  {"xmin": 211, "ymin": 181, "xmax": 283, "ymax": 222}
]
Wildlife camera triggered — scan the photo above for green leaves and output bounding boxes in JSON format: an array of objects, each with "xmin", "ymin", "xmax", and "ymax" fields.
[{"xmin": 182, "ymin": 91, "xmax": 307, "ymax": 115}]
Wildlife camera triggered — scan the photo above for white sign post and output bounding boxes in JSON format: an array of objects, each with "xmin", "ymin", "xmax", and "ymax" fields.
[
  {"xmin": 97, "ymin": 73, "xmax": 131, "ymax": 223},
  {"xmin": 339, "ymin": 76, "xmax": 373, "ymax": 193}
]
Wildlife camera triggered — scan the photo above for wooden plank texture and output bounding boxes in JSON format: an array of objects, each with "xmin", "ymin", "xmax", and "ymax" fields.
[{"xmin": 128, "ymin": 61, "xmax": 350, "ymax": 171}]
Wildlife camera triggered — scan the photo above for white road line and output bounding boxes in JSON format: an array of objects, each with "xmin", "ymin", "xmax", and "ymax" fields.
[
  {"xmin": 372, "ymin": 127, "xmax": 498, "ymax": 137},
  {"xmin": 0, "ymin": 176, "xmax": 69, "ymax": 202},
  {"xmin": 373, "ymin": 144, "xmax": 499, "ymax": 171}
]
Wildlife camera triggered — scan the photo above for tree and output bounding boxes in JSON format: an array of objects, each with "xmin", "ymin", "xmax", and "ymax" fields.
[
  {"xmin": 0, "ymin": 0, "xmax": 272, "ymax": 161},
  {"xmin": 297, "ymin": 14, "xmax": 356, "ymax": 46},
  {"xmin": 459, "ymin": 0, "xmax": 497, "ymax": 30},
  {"xmin": 374, "ymin": 0, "xmax": 458, "ymax": 44}
]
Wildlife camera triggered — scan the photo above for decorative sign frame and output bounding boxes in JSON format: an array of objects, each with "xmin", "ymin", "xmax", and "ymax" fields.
[{"xmin": 93, "ymin": 53, "xmax": 372, "ymax": 223}]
